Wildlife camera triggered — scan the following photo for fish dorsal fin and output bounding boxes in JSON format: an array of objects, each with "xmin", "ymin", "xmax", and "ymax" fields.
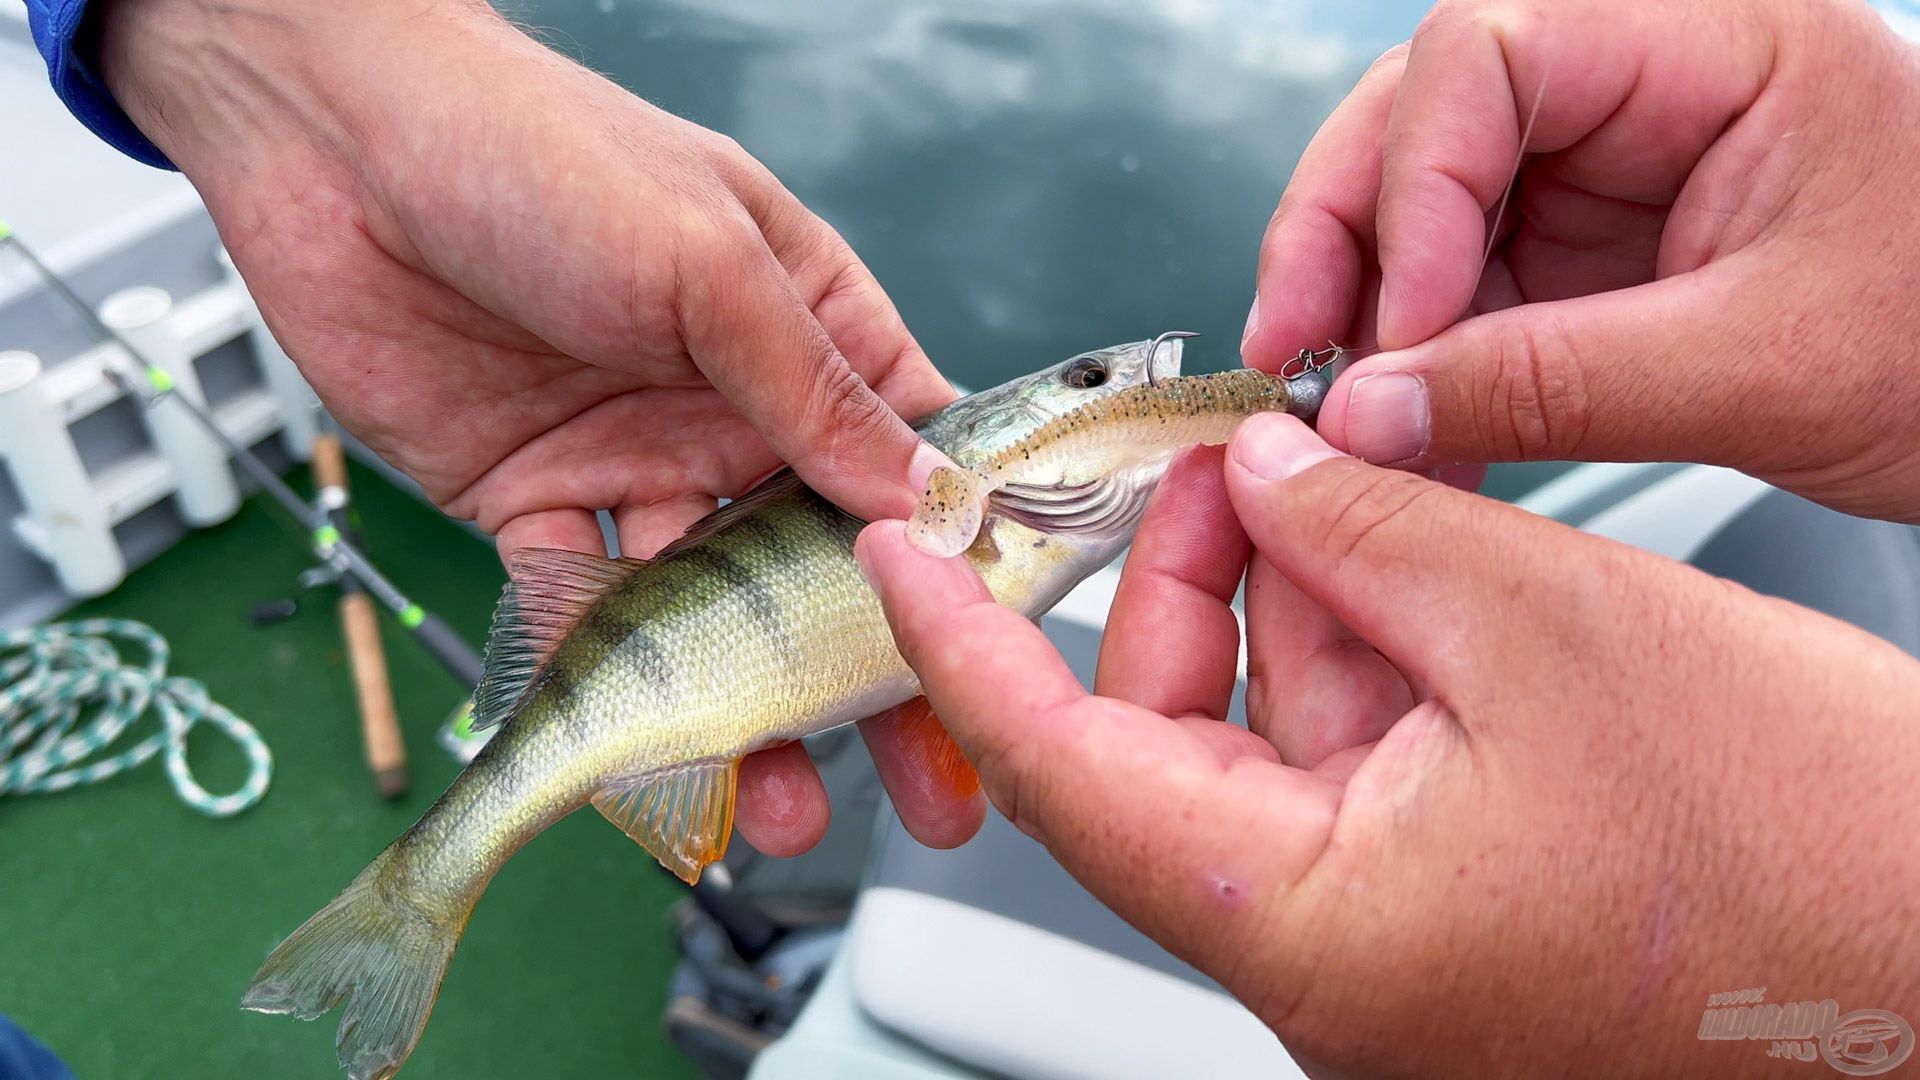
[
  {"xmin": 651, "ymin": 471, "xmax": 811, "ymax": 561},
  {"xmin": 471, "ymin": 548, "xmax": 645, "ymax": 732},
  {"xmin": 592, "ymin": 759, "xmax": 740, "ymax": 884}
]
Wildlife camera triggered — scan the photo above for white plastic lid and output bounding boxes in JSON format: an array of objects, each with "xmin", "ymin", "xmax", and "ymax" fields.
[
  {"xmin": 0, "ymin": 350, "xmax": 43, "ymax": 394},
  {"xmin": 98, "ymin": 285, "xmax": 172, "ymax": 329}
]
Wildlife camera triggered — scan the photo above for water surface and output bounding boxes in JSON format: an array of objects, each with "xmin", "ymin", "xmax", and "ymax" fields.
[{"xmin": 515, "ymin": 0, "xmax": 1424, "ymax": 379}]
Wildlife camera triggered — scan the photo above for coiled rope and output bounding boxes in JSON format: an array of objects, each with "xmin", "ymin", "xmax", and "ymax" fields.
[{"xmin": 0, "ymin": 619, "xmax": 271, "ymax": 816}]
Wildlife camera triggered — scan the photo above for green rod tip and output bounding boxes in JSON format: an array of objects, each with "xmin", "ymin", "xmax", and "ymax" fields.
[
  {"xmin": 145, "ymin": 366, "xmax": 175, "ymax": 393},
  {"xmin": 400, "ymin": 604, "xmax": 425, "ymax": 629},
  {"xmin": 312, "ymin": 524, "xmax": 341, "ymax": 550}
]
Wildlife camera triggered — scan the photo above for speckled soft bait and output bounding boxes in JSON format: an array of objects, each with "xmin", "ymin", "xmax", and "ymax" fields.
[
  {"xmin": 240, "ymin": 336, "xmax": 1261, "ymax": 1080},
  {"xmin": 906, "ymin": 354, "xmax": 1324, "ymax": 558}
]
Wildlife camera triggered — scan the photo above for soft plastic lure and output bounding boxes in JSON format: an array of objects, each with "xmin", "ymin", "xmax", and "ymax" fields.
[{"xmin": 906, "ymin": 365, "xmax": 1321, "ymax": 558}]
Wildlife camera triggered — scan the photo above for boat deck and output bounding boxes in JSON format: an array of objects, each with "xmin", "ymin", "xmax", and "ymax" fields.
[{"xmin": 0, "ymin": 460, "xmax": 696, "ymax": 1079}]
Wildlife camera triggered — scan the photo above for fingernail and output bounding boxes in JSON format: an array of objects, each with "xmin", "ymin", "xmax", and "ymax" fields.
[
  {"xmin": 908, "ymin": 441, "xmax": 952, "ymax": 494},
  {"xmin": 1240, "ymin": 293, "xmax": 1262, "ymax": 354},
  {"xmin": 853, "ymin": 529, "xmax": 884, "ymax": 590},
  {"xmin": 1344, "ymin": 371, "xmax": 1430, "ymax": 466},
  {"xmin": 1231, "ymin": 412, "xmax": 1340, "ymax": 481}
]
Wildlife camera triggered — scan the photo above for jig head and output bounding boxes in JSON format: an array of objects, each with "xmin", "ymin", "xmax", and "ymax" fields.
[{"xmin": 1279, "ymin": 342, "xmax": 1347, "ymax": 424}]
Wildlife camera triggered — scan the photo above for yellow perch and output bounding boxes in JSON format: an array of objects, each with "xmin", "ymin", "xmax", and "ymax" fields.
[
  {"xmin": 240, "ymin": 337, "xmax": 1304, "ymax": 1079},
  {"xmin": 907, "ymin": 367, "xmax": 1298, "ymax": 556}
]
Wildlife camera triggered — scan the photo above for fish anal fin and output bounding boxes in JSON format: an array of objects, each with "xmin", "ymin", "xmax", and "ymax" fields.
[
  {"xmin": 906, "ymin": 466, "xmax": 988, "ymax": 558},
  {"xmin": 471, "ymin": 548, "xmax": 645, "ymax": 732},
  {"xmin": 592, "ymin": 760, "xmax": 740, "ymax": 885}
]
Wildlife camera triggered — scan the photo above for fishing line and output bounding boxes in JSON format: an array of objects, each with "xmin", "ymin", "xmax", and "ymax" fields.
[
  {"xmin": 1479, "ymin": 52, "xmax": 1555, "ymax": 282},
  {"xmin": 0, "ymin": 619, "xmax": 271, "ymax": 816},
  {"xmin": 1290, "ymin": 56, "xmax": 1553, "ymax": 371}
]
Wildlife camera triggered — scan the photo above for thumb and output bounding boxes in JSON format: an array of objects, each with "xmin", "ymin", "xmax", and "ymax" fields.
[
  {"xmin": 1224, "ymin": 412, "xmax": 1658, "ymax": 708},
  {"xmin": 1317, "ymin": 272, "xmax": 1800, "ymax": 473}
]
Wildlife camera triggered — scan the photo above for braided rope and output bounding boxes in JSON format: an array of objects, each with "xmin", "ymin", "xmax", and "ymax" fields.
[{"xmin": 0, "ymin": 619, "xmax": 271, "ymax": 816}]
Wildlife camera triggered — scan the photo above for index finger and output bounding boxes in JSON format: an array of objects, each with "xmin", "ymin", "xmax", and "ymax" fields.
[
  {"xmin": 1371, "ymin": 0, "xmax": 1719, "ymax": 348},
  {"xmin": 1095, "ymin": 446, "xmax": 1249, "ymax": 720},
  {"xmin": 762, "ymin": 206, "xmax": 960, "ymax": 429},
  {"xmin": 1243, "ymin": 44, "xmax": 1407, "ymax": 374},
  {"xmin": 852, "ymin": 520, "xmax": 1341, "ymax": 978},
  {"xmin": 675, "ymin": 221, "xmax": 948, "ymax": 523}
]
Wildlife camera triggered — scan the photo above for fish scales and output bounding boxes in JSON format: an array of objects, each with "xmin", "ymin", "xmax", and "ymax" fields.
[
  {"xmin": 520, "ymin": 491, "xmax": 884, "ymax": 778},
  {"xmin": 360, "ymin": 487, "xmax": 913, "ymax": 928},
  {"xmin": 241, "ymin": 338, "xmax": 1294, "ymax": 1080}
]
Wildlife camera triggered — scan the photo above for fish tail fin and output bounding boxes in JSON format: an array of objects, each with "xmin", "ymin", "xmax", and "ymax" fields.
[
  {"xmin": 906, "ymin": 466, "xmax": 989, "ymax": 558},
  {"xmin": 241, "ymin": 850, "xmax": 461, "ymax": 1080}
]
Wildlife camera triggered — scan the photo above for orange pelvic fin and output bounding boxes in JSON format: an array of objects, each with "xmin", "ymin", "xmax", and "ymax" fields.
[{"xmin": 895, "ymin": 696, "xmax": 981, "ymax": 802}]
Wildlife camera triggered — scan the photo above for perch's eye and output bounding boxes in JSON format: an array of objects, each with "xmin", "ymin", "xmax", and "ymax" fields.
[{"xmin": 1063, "ymin": 357, "xmax": 1108, "ymax": 389}]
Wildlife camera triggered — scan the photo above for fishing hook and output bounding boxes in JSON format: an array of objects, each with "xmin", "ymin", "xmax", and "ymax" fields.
[{"xmin": 1143, "ymin": 329, "xmax": 1200, "ymax": 387}]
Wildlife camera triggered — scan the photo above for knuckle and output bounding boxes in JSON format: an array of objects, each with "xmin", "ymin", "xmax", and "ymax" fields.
[
  {"xmin": 1309, "ymin": 467, "xmax": 1441, "ymax": 571},
  {"xmin": 800, "ymin": 357, "xmax": 897, "ymax": 464},
  {"xmin": 1365, "ymin": 40, "xmax": 1412, "ymax": 77},
  {"xmin": 1416, "ymin": 0, "xmax": 1539, "ymax": 67},
  {"xmin": 666, "ymin": 207, "xmax": 759, "ymax": 284},
  {"xmin": 1484, "ymin": 318, "xmax": 1595, "ymax": 460},
  {"xmin": 691, "ymin": 129, "xmax": 753, "ymax": 177},
  {"xmin": 1420, "ymin": 0, "xmax": 1509, "ymax": 36},
  {"xmin": 794, "ymin": 231, "xmax": 863, "ymax": 304},
  {"xmin": 661, "ymin": 210, "xmax": 766, "ymax": 343},
  {"xmin": 699, "ymin": 133, "xmax": 793, "ymax": 225},
  {"xmin": 974, "ymin": 738, "xmax": 1042, "ymax": 839},
  {"xmin": 1414, "ymin": 0, "xmax": 1468, "ymax": 36}
]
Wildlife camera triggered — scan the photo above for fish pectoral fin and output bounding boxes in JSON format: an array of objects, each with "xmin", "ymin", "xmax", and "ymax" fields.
[
  {"xmin": 906, "ymin": 466, "xmax": 989, "ymax": 558},
  {"xmin": 994, "ymin": 462, "xmax": 1161, "ymax": 540},
  {"xmin": 472, "ymin": 548, "xmax": 647, "ymax": 732},
  {"xmin": 592, "ymin": 760, "xmax": 740, "ymax": 885}
]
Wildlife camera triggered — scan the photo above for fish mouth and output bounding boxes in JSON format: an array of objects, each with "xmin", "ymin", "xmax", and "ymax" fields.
[{"xmin": 1145, "ymin": 331, "xmax": 1195, "ymax": 384}]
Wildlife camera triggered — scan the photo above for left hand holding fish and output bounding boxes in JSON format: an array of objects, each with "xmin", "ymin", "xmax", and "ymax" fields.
[
  {"xmin": 855, "ymin": 418, "xmax": 1920, "ymax": 1076},
  {"xmin": 97, "ymin": 0, "xmax": 979, "ymax": 859}
]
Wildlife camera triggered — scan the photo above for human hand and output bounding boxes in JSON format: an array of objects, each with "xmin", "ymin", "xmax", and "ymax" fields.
[
  {"xmin": 856, "ymin": 423, "xmax": 1920, "ymax": 1075},
  {"xmin": 1243, "ymin": 0, "xmax": 1920, "ymax": 522},
  {"xmin": 99, "ymin": 0, "xmax": 978, "ymax": 852}
]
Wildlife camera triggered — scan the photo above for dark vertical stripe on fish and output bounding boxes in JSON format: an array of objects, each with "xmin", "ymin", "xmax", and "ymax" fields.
[{"xmin": 679, "ymin": 544, "xmax": 792, "ymax": 645}]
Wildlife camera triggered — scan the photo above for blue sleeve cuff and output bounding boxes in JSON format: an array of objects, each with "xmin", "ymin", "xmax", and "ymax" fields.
[{"xmin": 25, "ymin": 0, "xmax": 177, "ymax": 171}]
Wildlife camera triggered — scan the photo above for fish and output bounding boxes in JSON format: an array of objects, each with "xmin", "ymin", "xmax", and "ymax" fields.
[
  {"xmin": 239, "ymin": 337, "xmax": 1312, "ymax": 1080},
  {"xmin": 906, "ymin": 367, "xmax": 1296, "ymax": 557}
]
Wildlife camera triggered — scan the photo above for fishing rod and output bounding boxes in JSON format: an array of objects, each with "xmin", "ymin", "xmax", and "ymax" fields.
[
  {"xmin": 313, "ymin": 418, "xmax": 410, "ymax": 798},
  {"xmin": 0, "ymin": 224, "xmax": 485, "ymax": 690}
]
